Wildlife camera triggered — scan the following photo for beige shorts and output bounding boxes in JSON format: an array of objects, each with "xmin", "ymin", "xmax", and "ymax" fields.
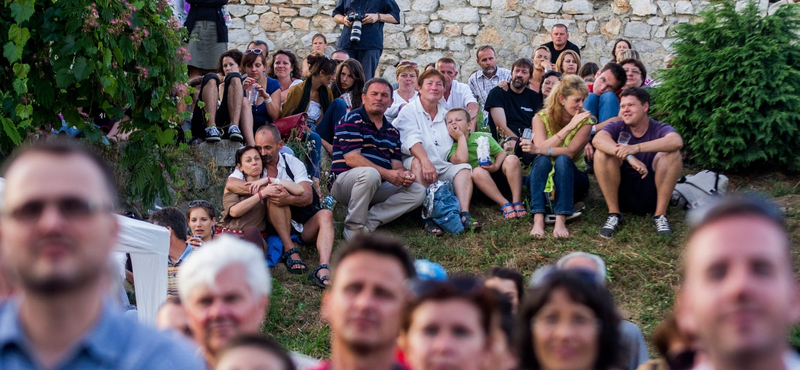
[{"xmin": 402, "ymin": 156, "xmax": 472, "ymax": 182}]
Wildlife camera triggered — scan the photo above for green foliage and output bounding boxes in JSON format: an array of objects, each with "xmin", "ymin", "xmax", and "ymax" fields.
[
  {"xmin": 651, "ymin": 1, "xmax": 800, "ymax": 171},
  {"xmin": 0, "ymin": 0, "xmax": 189, "ymax": 207}
]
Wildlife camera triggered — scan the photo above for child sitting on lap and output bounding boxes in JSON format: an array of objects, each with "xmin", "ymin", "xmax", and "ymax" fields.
[{"xmin": 446, "ymin": 108, "xmax": 526, "ymax": 219}]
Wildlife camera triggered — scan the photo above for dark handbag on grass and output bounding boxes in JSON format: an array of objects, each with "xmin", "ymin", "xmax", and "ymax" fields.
[{"xmin": 273, "ymin": 113, "xmax": 308, "ymax": 141}]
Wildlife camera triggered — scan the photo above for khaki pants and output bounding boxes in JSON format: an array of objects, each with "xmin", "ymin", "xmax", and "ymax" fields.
[{"xmin": 332, "ymin": 167, "xmax": 426, "ymax": 232}]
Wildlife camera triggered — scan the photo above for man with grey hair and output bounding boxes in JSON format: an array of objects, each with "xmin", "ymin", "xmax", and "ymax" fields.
[
  {"xmin": 0, "ymin": 140, "xmax": 202, "ymax": 370},
  {"xmin": 678, "ymin": 195, "xmax": 800, "ymax": 370},
  {"xmin": 557, "ymin": 251, "xmax": 648, "ymax": 370}
]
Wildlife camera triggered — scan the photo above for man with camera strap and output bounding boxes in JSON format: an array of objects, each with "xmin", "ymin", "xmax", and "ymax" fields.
[{"xmin": 332, "ymin": 0, "xmax": 400, "ymax": 81}]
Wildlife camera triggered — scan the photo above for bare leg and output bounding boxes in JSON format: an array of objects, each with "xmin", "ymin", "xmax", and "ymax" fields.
[
  {"xmin": 652, "ymin": 151, "xmax": 683, "ymax": 216},
  {"xmin": 241, "ymin": 99, "xmax": 255, "ymax": 145},
  {"xmin": 553, "ymin": 215, "xmax": 569, "ymax": 238},
  {"xmin": 300, "ymin": 210, "xmax": 334, "ymax": 285},
  {"xmin": 410, "ymin": 157, "xmax": 429, "ymax": 187},
  {"xmin": 452, "ymin": 168, "xmax": 473, "ymax": 213},
  {"xmin": 472, "ymin": 167, "xmax": 509, "ymax": 207},
  {"xmin": 200, "ymin": 79, "xmax": 218, "ymax": 127},
  {"xmin": 227, "ymin": 77, "xmax": 244, "ymax": 128},
  {"xmin": 530, "ymin": 213, "xmax": 545, "ymax": 238},
  {"xmin": 594, "ymin": 150, "xmax": 623, "ymax": 214},
  {"xmin": 321, "ymin": 139, "xmax": 332, "ymax": 155},
  {"xmin": 266, "ymin": 203, "xmax": 303, "ymax": 270},
  {"xmin": 502, "ymin": 155, "xmax": 523, "ymax": 204}
]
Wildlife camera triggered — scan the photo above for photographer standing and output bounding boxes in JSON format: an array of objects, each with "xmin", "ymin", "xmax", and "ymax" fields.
[{"xmin": 332, "ymin": 0, "xmax": 400, "ymax": 81}]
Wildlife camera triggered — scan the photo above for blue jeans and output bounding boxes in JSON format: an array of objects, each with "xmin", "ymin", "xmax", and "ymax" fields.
[
  {"xmin": 302, "ymin": 131, "xmax": 322, "ymax": 179},
  {"xmin": 584, "ymin": 91, "xmax": 620, "ymax": 122},
  {"xmin": 315, "ymin": 98, "xmax": 348, "ymax": 144},
  {"xmin": 528, "ymin": 155, "xmax": 590, "ymax": 215},
  {"xmin": 346, "ymin": 49, "xmax": 382, "ymax": 81}
]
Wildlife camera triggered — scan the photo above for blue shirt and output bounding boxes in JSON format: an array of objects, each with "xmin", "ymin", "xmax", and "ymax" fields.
[
  {"xmin": 0, "ymin": 300, "xmax": 205, "ymax": 370},
  {"xmin": 331, "ymin": 106, "xmax": 402, "ymax": 176},
  {"xmin": 333, "ymin": 0, "xmax": 400, "ymax": 51}
]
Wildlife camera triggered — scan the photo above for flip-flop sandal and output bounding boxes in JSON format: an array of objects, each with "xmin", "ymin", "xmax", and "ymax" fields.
[
  {"xmin": 511, "ymin": 202, "xmax": 527, "ymax": 218},
  {"xmin": 500, "ymin": 203, "xmax": 516, "ymax": 219},
  {"xmin": 280, "ymin": 248, "xmax": 306, "ymax": 275},
  {"xmin": 309, "ymin": 264, "xmax": 330, "ymax": 289},
  {"xmin": 423, "ymin": 220, "xmax": 444, "ymax": 236},
  {"xmin": 460, "ymin": 211, "xmax": 482, "ymax": 230}
]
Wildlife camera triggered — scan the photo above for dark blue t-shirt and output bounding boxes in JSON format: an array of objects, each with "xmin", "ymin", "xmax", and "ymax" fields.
[{"xmin": 333, "ymin": 0, "xmax": 400, "ymax": 51}]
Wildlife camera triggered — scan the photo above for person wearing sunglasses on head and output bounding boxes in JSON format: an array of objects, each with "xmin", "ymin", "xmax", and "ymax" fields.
[{"xmin": 0, "ymin": 140, "xmax": 204, "ymax": 370}]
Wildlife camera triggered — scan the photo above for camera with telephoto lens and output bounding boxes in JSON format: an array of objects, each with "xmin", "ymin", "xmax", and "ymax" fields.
[{"xmin": 347, "ymin": 12, "xmax": 364, "ymax": 43}]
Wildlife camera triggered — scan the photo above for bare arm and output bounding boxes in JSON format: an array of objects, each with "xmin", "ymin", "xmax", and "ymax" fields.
[
  {"xmin": 227, "ymin": 191, "xmax": 265, "ymax": 218},
  {"xmin": 638, "ymin": 132, "xmax": 683, "ymax": 153},
  {"xmin": 267, "ymin": 88, "xmax": 281, "ymax": 121},
  {"xmin": 592, "ymin": 130, "xmax": 619, "ymax": 156},
  {"xmin": 449, "ymin": 135, "xmax": 469, "ymax": 164},
  {"xmin": 466, "ymin": 102, "xmax": 479, "ymax": 131},
  {"xmin": 489, "ymin": 107, "xmax": 516, "ymax": 138}
]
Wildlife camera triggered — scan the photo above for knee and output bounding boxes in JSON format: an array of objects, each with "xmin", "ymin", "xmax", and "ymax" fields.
[
  {"xmin": 410, "ymin": 157, "xmax": 421, "ymax": 172},
  {"xmin": 504, "ymin": 154, "xmax": 520, "ymax": 168},
  {"xmin": 317, "ymin": 209, "xmax": 334, "ymax": 224},
  {"xmin": 472, "ymin": 166, "xmax": 490, "ymax": 179},
  {"xmin": 532, "ymin": 154, "xmax": 552, "ymax": 169},
  {"xmin": 359, "ymin": 167, "xmax": 382, "ymax": 183},
  {"xmin": 599, "ymin": 91, "xmax": 619, "ymax": 105},
  {"xmin": 554, "ymin": 154, "xmax": 572, "ymax": 168},
  {"xmin": 225, "ymin": 72, "xmax": 242, "ymax": 84},
  {"xmin": 454, "ymin": 168, "xmax": 472, "ymax": 182},
  {"xmin": 331, "ymin": 98, "xmax": 347, "ymax": 111}
]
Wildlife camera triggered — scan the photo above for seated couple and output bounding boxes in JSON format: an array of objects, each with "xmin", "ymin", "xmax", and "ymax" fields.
[{"xmin": 221, "ymin": 124, "xmax": 335, "ymax": 288}]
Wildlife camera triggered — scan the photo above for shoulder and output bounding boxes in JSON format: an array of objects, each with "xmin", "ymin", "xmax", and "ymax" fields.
[
  {"xmin": 603, "ymin": 119, "xmax": 625, "ymax": 131},
  {"xmin": 122, "ymin": 317, "xmax": 205, "ymax": 369},
  {"xmin": 487, "ymin": 86, "xmax": 507, "ymax": 98}
]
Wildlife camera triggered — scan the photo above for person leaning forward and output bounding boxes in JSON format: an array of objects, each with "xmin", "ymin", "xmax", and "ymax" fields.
[{"xmin": 330, "ymin": 78, "xmax": 426, "ymax": 240}]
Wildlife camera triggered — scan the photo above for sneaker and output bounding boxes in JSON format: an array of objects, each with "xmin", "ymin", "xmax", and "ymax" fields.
[
  {"xmin": 228, "ymin": 125, "xmax": 243, "ymax": 142},
  {"xmin": 653, "ymin": 215, "xmax": 673, "ymax": 236},
  {"xmin": 205, "ymin": 126, "xmax": 221, "ymax": 142},
  {"xmin": 342, "ymin": 226, "xmax": 366, "ymax": 240},
  {"xmin": 599, "ymin": 213, "xmax": 623, "ymax": 239}
]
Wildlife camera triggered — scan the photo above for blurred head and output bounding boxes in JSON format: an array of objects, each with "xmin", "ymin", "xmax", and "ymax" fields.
[
  {"xmin": 476, "ymin": 45, "xmax": 499, "ymax": 77},
  {"xmin": 187, "ymin": 200, "xmax": 216, "ymax": 241},
  {"xmin": 544, "ymin": 74, "xmax": 589, "ymax": 130},
  {"xmin": 323, "ymin": 233, "xmax": 415, "ymax": 356},
  {"xmin": 311, "ymin": 33, "xmax": 327, "ymax": 53},
  {"xmin": 612, "ymin": 39, "xmax": 632, "ymax": 62},
  {"xmin": 679, "ymin": 195, "xmax": 800, "ymax": 367},
  {"xmin": 617, "ymin": 49, "xmax": 642, "ymax": 62},
  {"xmin": 555, "ymin": 50, "xmax": 581, "ymax": 75},
  {"xmin": 395, "ymin": 61, "xmax": 419, "ymax": 92},
  {"xmin": 0, "ymin": 140, "xmax": 118, "ymax": 297},
  {"xmin": 331, "ymin": 49, "xmax": 350, "ymax": 63},
  {"xmin": 619, "ymin": 87, "xmax": 651, "ymax": 126},
  {"xmin": 540, "ymin": 70, "xmax": 563, "ymax": 99},
  {"xmin": 179, "ymin": 235, "xmax": 271, "ymax": 365},
  {"xmin": 235, "ymin": 146, "xmax": 264, "ymax": 180},
  {"xmin": 149, "ymin": 207, "xmax": 188, "ymax": 243},
  {"xmin": 653, "ymin": 312, "xmax": 698, "ymax": 370},
  {"xmin": 247, "ymin": 40, "xmax": 269, "ymax": 56},
  {"xmin": 519, "ymin": 269, "xmax": 623, "ymax": 370},
  {"xmin": 511, "ymin": 58, "xmax": 534, "ymax": 90},
  {"xmin": 557, "ymin": 251, "xmax": 607, "ymax": 284},
  {"xmin": 400, "ymin": 277, "xmax": 496, "ymax": 370},
  {"xmin": 620, "ymin": 58, "xmax": 647, "ymax": 88},
  {"xmin": 484, "ymin": 267, "xmax": 525, "ymax": 313},
  {"xmin": 578, "ymin": 62, "xmax": 599, "ymax": 83},
  {"xmin": 417, "ymin": 69, "xmax": 446, "ymax": 104},
  {"xmin": 156, "ymin": 297, "xmax": 193, "ymax": 339},
  {"xmin": 218, "ymin": 49, "xmax": 244, "ymax": 76},
  {"xmin": 436, "ymin": 57, "xmax": 458, "ymax": 88},
  {"xmin": 242, "ymin": 51, "xmax": 268, "ymax": 80},
  {"xmin": 446, "ymin": 108, "xmax": 471, "ymax": 136},
  {"xmin": 216, "ymin": 334, "xmax": 296, "ymax": 370},
  {"xmin": 550, "ymin": 24, "xmax": 569, "ymax": 48},
  {"xmin": 362, "ymin": 78, "xmax": 394, "ymax": 117},
  {"xmin": 532, "ymin": 46, "xmax": 552, "ymax": 71},
  {"xmin": 268, "ymin": 50, "xmax": 301, "ymax": 80},
  {"xmin": 254, "ymin": 124, "xmax": 283, "ymax": 166},
  {"xmin": 425, "ymin": 62, "xmax": 436, "ymax": 71},
  {"xmin": 593, "ymin": 63, "xmax": 626, "ymax": 95}
]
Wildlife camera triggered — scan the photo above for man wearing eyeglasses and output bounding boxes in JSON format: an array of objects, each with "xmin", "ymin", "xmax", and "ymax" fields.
[
  {"xmin": 0, "ymin": 141, "xmax": 203, "ymax": 370},
  {"xmin": 332, "ymin": 0, "xmax": 400, "ymax": 81}
]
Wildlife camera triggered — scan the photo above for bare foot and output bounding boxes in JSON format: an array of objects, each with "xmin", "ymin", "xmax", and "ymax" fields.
[
  {"xmin": 553, "ymin": 215, "xmax": 570, "ymax": 238},
  {"xmin": 530, "ymin": 213, "xmax": 545, "ymax": 238}
]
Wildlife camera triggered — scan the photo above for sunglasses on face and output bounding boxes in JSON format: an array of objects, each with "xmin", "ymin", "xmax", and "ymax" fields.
[
  {"xmin": 245, "ymin": 49, "xmax": 263, "ymax": 55},
  {"xmin": 2, "ymin": 197, "xmax": 112, "ymax": 223}
]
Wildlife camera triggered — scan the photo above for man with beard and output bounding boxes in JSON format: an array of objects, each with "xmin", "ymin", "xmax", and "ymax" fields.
[
  {"xmin": 677, "ymin": 195, "xmax": 800, "ymax": 370},
  {"xmin": 468, "ymin": 45, "xmax": 511, "ymax": 124},
  {"xmin": 226, "ymin": 124, "xmax": 335, "ymax": 286},
  {"xmin": 484, "ymin": 58, "xmax": 543, "ymax": 150},
  {"xmin": 330, "ymin": 78, "xmax": 426, "ymax": 240},
  {"xmin": 309, "ymin": 233, "xmax": 416, "ymax": 370},
  {"xmin": 0, "ymin": 140, "xmax": 202, "ymax": 369}
]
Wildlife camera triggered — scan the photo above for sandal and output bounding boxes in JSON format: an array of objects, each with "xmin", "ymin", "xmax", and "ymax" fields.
[
  {"xmin": 423, "ymin": 220, "xmax": 444, "ymax": 236},
  {"xmin": 500, "ymin": 203, "xmax": 517, "ymax": 219},
  {"xmin": 460, "ymin": 211, "xmax": 482, "ymax": 230},
  {"xmin": 309, "ymin": 264, "xmax": 330, "ymax": 288},
  {"xmin": 512, "ymin": 202, "xmax": 527, "ymax": 218},
  {"xmin": 280, "ymin": 248, "xmax": 306, "ymax": 275}
]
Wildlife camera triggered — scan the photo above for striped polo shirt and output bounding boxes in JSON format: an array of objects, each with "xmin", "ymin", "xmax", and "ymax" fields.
[{"xmin": 331, "ymin": 106, "xmax": 402, "ymax": 176}]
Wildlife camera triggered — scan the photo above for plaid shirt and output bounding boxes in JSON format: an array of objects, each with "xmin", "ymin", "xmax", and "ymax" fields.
[{"xmin": 468, "ymin": 67, "xmax": 511, "ymax": 117}]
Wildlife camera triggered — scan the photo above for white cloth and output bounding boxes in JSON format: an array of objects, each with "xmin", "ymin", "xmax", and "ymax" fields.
[
  {"xmin": 393, "ymin": 98, "xmax": 453, "ymax": 172},
  {"xmin": 440, "ymin": 80, "xmax": 477, "ymax": 111},
  {"xmin": 384, "ymin": 90, "xmax": 418, "ymax": 123},
  {"xmin": 307, "ymin": 100, "xmax": 322, "ymax": 124}
]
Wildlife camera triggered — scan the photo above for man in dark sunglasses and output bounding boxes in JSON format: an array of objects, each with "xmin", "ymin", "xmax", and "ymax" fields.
[{"xmin": 0, "ymin": 141, "xmax": 202, "ymax": 369}]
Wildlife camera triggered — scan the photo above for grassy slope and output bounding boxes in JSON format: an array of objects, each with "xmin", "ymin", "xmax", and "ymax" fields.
[{"xmin": 262, "ymin": 169, "xmax": 800, "ymax": 359}]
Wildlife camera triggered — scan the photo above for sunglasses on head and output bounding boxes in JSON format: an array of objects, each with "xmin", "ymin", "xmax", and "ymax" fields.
[
  {"xmin": 398, "ymin": 61, "xmax": 417, "ymax": 67},
  {"xmin": 245, "ymin": 49, "xmax": 263, "ymax": 55},
  {"xmin": 188, "ymin": 199, "xmax": 213, "ymax": 209}
]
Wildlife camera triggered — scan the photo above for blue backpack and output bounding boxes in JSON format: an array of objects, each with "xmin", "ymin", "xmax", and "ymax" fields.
[{"xmin": 422, "ymin": 181, "xmax": 464, "ymax": 235}]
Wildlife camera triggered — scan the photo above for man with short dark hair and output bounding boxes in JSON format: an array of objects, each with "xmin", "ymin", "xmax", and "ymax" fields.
[
  {"xmin": 0, "ymin": 141, "xmax": 202, "ymax": 369},
  {"xmin": 149, "ymin": 207, "xmax": 194, "ymax": 299},
  {"xmin": 592, "ymin": 87, "xmax": 683, "ymax": 238},
  {"xmin": 468, "ymin": 45, "xmax": 512, "ymax": 122},
  {"xmin": 542, "ymin": 24, "xmax": 581, "ymax": 64},
  {"xmin": 331, "ymin": 78, "xmax": 426, "ymax": 240},
  {"xmin": 331, "ymin": 49, "xmax": 350, "ymax": 63},
  {"xmin": 247, "ymin": 40, "xmax": 269, "ymax": 56},
  {"xmin": 332, "ymin": 0, "xmax": 400, "ymax": 80},
  {"xmin": 585, "ymin": 62, "xmax": 628, "ymax": 125},
  {"xmin": 484, "ymin": 58, "xmax": 543, "ymax": 143},
  {"xmin": 311, "ymin": 233, "xmax": 416, "ymax": 370},
  {"xmin": 437, "ymin": 57, "xmax": 480, "ymax": 130},
  {"xmin": 678, "ymin": 195, "xmax": 800, "ymax": 370}
]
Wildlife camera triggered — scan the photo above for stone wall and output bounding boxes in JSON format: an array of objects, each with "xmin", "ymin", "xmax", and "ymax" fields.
[{"xmin": 224, "ymin": 0, "xmax": 771, "ymax": 83}]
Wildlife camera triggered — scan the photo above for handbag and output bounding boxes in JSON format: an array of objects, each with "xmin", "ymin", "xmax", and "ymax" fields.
[{"xmin": 273, "ymin": 112, "xmax": 308, "ymax": 141}]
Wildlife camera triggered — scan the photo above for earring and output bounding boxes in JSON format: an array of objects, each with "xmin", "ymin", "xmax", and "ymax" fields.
[{"xmin": 291, "ymin": 72, "xmax": 293, "ymax": 77}]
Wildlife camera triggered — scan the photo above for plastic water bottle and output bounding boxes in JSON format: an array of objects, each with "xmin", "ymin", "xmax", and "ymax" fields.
[{"xmin": 222, "ymin": 5, "xmax": 233, "ymax": 27}]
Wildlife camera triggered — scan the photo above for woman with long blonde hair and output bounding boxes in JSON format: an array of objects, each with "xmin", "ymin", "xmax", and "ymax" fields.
[{"xmin": 520, "ymin": 75, "xmax": 593, "ymax": 238}]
